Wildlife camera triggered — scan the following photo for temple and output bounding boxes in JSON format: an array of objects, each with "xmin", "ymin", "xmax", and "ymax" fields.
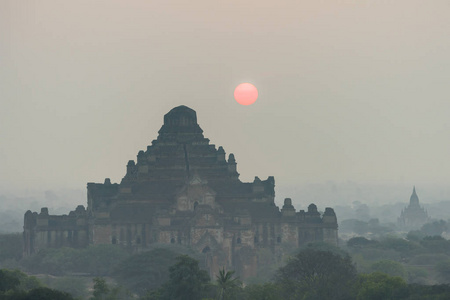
[
  {"xmin": 23, "ymin": 105, "xmax": 338, "ymax": 278},
  {"xmin": 398, "ymin": 186, "xmax": 429, "ymax": 230}
]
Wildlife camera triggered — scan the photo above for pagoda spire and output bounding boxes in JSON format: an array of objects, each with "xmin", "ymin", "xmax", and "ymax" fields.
[{"xmin": 410, "ymin": 186, "xmax": 419, "ymax": 206}]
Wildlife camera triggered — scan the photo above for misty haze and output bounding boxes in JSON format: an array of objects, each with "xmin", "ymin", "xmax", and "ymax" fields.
[{"xmin": 1, "ymin": 1, "xmax": 450, "ymax": 299}]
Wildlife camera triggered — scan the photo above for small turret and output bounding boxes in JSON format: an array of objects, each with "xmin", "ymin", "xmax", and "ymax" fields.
[
  {"xmin": 252, "ymin": 177, "xmax": 264, "ymax": 193},
  {"xmin": 281, "ymin": 198, "xmax": 296, "ymax": 217},
  {"xmin": 127, "ymin": 160, "xmax": 136, "ymax": 173},
  {"xmin": 305, "ymin": 203, "xmax": 321, "ymax": 223},
  {"xmin": 217, "ymin": 146, "xmax": 226, "ymax": 162},
  {"xmin": 137, "ymin": 150, "xmax": 145, "ymax": 164},
  {"xmin": 227, "ymin": 154, "xmax": 239, "ymax": 179},
  {"xmin": 322, "ymin": 207, "xmax": 337, "ymax": 223}
]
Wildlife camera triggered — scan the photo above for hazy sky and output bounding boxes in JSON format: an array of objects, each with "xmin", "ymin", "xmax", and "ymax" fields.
[{"xmin": 1, "ymin": 1, "xmax": 449, "ymax": 195}]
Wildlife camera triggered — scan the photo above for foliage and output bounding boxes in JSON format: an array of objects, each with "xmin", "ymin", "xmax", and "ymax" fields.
[
  {"xmin": 21, "ymin": 245, "xmax": 130, "ymax": 276},
  {"xmin": 347, "ymin": 237, "xmax": 378, "ymax": 248},
  {"xmin": 370, "ymin": 260, "xmax": 407, "ymax": 280},
  {"xmin": 421, "ymin": 220, "xmax": 448, "ymax": 236},
  {"xmin": 354, "ymin": 272, "xmax": 407, "ymax": 300},
  {"xmin": 22, "ymin": 286, "xmax": 75, "ymax": 300},
  {"xmin": 74, "ymin": 245, "xmax": 130, "ymax": 276},
  {"xmin": 215, "ymin": 268, "xmax": 241, "ymax": 300},
  {"xmin": 89, "ymin": 277, "xmax": 131, "ymax": 300},
  {"xmin": 0, "ymin": 269, "xmax": 41, "ymax": 293},
  {"xmin": 420, "ymin": 236, "xmax": 450, "ymax": 253},
  {"xmin": 409, "ymin": 253, "xmax": 448, "ymax": 265},
  {"xmin": 49, "ymin": 276, "xmax": 89, "ymax": 299},
  {"xmin": 243, "ymin": 283, "xmax": 281, "ymax": 300},
  {"xmin": 88, "ymin": 277, "xmax": 132, "ymax": 300},
  {"xmin": 113, "ymin": 247, "xmax": 181, "ymax": 295},
  {"xmin": 301, "ymin": 241, "xmax": 348, "ymax": 256},
  {"xmin": 159, "ymin": 255, "xmax": 210, "ymax": 300},
  {"xmin": 0, "ymin": 270, "xmax": 72, "ymax": 300},
  {"xmin": 406, "ymin": 230, "xmax": 425, "ymax": 242},
  {"xmin": 435, "ymin": 260, "xmax": 450, "ymax": 283},
  {"xmin": 378, "ymin": 237, "xmax": 419, "ymax": 255},
  {"xmin": 406, "ymin": 266, "xmax": 429, "ymax": 285},
  {"xmin": 275, "ymin": 249, "xmax": 357, "ymax": 300},
  {"xmin": 0, "ymin": 269, "xmax": 21, "ymax": 292},
  {"xmin": 91, "ymin": 277, "xmax": 110, "ymax": 300},
  {"xmin": 404, "ymin": 284, "xmax": 450, "ymax": 300}
]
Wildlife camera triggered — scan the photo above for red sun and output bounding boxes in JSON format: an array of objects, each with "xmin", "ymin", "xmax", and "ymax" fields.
[{"xmin": 234, "ymin": 83, "xmax": 258, "ymax": 106}]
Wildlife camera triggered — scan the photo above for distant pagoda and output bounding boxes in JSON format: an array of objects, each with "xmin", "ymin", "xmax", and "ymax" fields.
[{"xmin": 398, "ymin": 186, "xmax": 429, "ymax": 230}]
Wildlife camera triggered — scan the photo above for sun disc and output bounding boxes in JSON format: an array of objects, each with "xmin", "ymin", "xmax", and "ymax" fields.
[{"xmin": 234, "ymin": 83, "xmax": 258, "ymax": 106}]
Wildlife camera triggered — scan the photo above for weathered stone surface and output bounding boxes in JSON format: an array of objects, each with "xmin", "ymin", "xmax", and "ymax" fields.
[{"xmin": 23, "ymin": 105, "xmax": 338, "ymax": 279}]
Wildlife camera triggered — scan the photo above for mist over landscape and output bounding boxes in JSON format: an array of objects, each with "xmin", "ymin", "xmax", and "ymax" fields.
[{"xmin": 2, "ymin": 1, "xmax": 450, "ymax": 299}]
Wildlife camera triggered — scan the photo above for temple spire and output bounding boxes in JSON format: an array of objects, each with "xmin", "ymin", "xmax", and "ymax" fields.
[{"xmin": 410, "ymin": 186, "xmax": 419, "ymax": 206}]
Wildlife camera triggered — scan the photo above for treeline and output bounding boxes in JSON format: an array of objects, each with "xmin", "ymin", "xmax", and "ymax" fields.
[
  {"xmin": 3, "ymin": 231, "xmax": 450, "ymax": 299},
  {"xmin": 0, "ymin": 269, "xmax": 75, "ymax": 300},
  {"xmin": 2, "ymin": 247, "xmax": 450, "ymax": 299},
  {"xmin": 136, "ymin": 248, "xmax": 450, "ymax": 300},
  {"xmin": 345, "ymin": 234, "xmax": 450, "ymax": 284},
  {"xmin": 340, "ymin": 218, "xmax": 449, "ymax": 237}
]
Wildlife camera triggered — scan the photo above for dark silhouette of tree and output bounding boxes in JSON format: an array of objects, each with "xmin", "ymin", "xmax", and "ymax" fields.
[
  {"xmin": 23, "ymin": 287, "xmax": 74, "ymax": 300},
  {"xmin": 0, "ymin": 269, "xmax": 20, "ymax": 292},
  {"xmin": 161, "ymin": 255, "xmax": 210, "ymax": 300},
  {"xmin": 421, "ymin": 220, "xmax": 447, "ymax": 236},
  {"xmin": 215, "ymin": 267, "xmax": 241, "ymax": 300},
  {"xmin": 113, "ymin": 248, "xmax": 181, "ymax": 295},
  {"xmin": 275, "ymin": 249, "xmax": 356, "ymax": 300},
  {"xmin": 244, "ymin": 283, "xmax": 281, "ymax": 300},
  {"xmin": 90, "ymin": 277, "xmax": 110, "ymax": 300}
]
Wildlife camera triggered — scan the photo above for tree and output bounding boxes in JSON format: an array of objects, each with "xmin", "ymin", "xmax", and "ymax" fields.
[
  {"xmin": 435, "ymin": 260, "xmax": 450, "ymax": 283},
  {"xmin": 421, "ymin": 220, "xmax": 447, "ymax": 236},
  {"xmin": 347, "ymin": 237, "xmax": 378, "ymax": 248},
  {"xmin": 244, "ymin": 283, "xmax": 281, "ymax": 300},
  {"xmin": 113, "ymin": 247, "xmax": 181, "ymax": 296},
  {"xmin": 215, "ymin": 268, "xmax": 241, "ymax": 300},
  {"xmin": 370, "ymin": 260, "xmax": 407, "ymax": 280},
  {"xmin": 420, "ymin": 236, "xmax": 450, "ymax": 253},
  {"xmin": 379, "ymin": 237, "xmax": 418, "ymax": 255},
  {"xmin": 406, "ymin": 230, "xmax": 425, "ymax": 242},
  {"xmin": 24, "ymin": 287, "xmax": 75, "ymax": 300},
  {"xmin": 355, "ymin": 272, "xmax": 406, "ymax": 300},
  {"xmin": 275, "ymin": 249, "xmax": 357, "ymax": 300},
  {"xmin": 91, "ymin": 277, "xmax": 109, "ymax": 300},
  {"xmin": 0, "ymin": 269, "xmax": 20, "ymax": 292},
  {"xmin": 160, "ymin": 255, "xmax": 210, "ymax": 300},
  {"xmin": 49, "ymin": 276, "xmax": 89, "ymax": 299}
]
